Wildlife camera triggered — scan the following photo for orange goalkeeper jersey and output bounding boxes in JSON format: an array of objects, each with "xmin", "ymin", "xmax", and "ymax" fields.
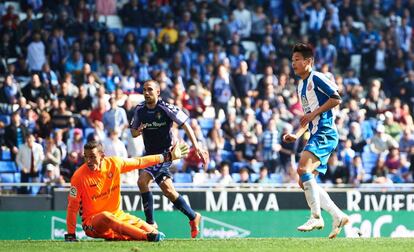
[{"xmin": 66, "ymin": 155, "xmax": 161, "ymax": 234}]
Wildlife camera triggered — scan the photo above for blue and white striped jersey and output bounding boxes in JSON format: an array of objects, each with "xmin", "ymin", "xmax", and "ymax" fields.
[{"xmin": 297, "ymin": 71, "xmax": 339, "ymax": 136}]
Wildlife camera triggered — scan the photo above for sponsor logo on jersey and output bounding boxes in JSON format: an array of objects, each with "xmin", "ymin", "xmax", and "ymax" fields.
[{"xmin": 69, "ymin": 186, "xmax": 77, "ymax": 197}]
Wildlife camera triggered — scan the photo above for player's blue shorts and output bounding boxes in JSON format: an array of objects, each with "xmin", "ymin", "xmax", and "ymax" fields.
[
  {"xmin": 143, "ymin": 161, "xmax": 173, "ymax": 184},
  {"xmin": 304, "ymin": 131, "xmax": 338, "ymax": 174}
]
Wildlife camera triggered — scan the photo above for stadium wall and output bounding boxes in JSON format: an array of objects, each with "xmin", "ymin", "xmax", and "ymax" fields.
[
  {"xmin": 0, "ymin": 210, "xmax": 413, "ymax": 240},
  {"xmin": 1, "ymin": 188, "xmax": 414, "ymax": 211}
]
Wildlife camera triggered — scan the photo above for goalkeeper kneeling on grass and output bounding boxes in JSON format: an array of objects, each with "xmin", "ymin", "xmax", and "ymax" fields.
[{"xmin": 65, "ymin": 141, "xmax": 189, "ymax": 242}]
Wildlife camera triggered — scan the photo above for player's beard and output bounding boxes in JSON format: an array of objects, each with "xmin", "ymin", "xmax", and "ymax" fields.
[{"xmin": 145, "ymin": 95, "xmax": 157, "ymax": 106}]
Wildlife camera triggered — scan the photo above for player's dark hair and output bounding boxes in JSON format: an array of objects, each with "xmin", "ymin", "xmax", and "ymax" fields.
[
  {"xmin": 143, "ymin": 80, "xmax": 160, "ymax": 89},
  {"xmin": 292, "ymin": 43, "xmax": 314, "ymax": 59},
  {"xmin": 84, "ymin": 140, "xmax": 104, "ymax": 153}
]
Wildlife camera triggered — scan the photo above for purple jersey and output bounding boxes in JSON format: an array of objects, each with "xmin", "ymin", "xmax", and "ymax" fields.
[{"xmin": 130, "ymin": 100, "xmax": 189, "ymax": 154}]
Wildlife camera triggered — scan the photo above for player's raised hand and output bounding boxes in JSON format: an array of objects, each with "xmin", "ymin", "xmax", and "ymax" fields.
[
  {"xmin": 170, "ymin": 143, "xmax": 190, "ymax": 160},
  {"xmin": 283, "ymin": 133, "xmax": 297, "ymax": 143}
]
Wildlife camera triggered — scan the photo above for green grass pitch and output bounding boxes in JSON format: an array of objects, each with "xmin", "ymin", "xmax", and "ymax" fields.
[{"xmin": 1, "ymin": 238, "xmax": 414, "ymax": 252}]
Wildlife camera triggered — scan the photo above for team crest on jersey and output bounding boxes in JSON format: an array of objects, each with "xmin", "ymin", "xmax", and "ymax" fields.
[
  {"xmin": 156, "ymin": 112, "xmax": 162, "ymax": 120},
  {"xmin": 108, "ymin": 172, "xmax": 113, "ymax": 179},
  {"xmin": 307, "ymin": 82, "xmax": 313, "ymax": 91}
]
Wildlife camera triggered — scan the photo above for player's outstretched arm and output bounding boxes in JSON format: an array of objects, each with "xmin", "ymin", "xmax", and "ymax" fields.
[{"xmin": 121, "ymin": 143, "xmax": 190, "ymax": 173}]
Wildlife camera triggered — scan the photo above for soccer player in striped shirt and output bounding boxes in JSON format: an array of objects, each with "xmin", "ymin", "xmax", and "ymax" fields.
[{"xmin": 283, "ymin": 43, "xmax": 349, "ymax": 239}]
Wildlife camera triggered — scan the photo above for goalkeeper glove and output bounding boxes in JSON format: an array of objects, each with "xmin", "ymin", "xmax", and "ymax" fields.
[
  {"xmin": 64, "ymin": 233, "xmax": 78, "ymax": 242},
  {"xmin": 163, "ymin": 143, "xmax": 189, "ymax": 162}
]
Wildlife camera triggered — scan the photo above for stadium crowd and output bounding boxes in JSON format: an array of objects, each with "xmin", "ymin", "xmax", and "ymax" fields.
[{"xmin": 0, "ymin": 0, "xmax": 414, "ymax": 194}]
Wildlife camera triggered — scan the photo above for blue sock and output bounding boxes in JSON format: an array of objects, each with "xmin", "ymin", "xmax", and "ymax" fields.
[
  {"xmin": 301, "ymin": 173, "xmax": 314, "ymax": 182},
  {"xmin": 173, "ymin": 195, "xmax": 196, "ymax": 220},
  {"xmin": 141, "ymin": 192, "xmax": 154, "ymax": 224}
]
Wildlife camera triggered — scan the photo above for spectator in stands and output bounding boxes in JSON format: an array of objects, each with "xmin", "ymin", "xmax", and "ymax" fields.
[
  {"xmin": 4, "ymin": 111, "xmax": 28, "ymax": 161},
  {"xmin": 255, "ymin": 166, "xmax": 270, "ymax": 183},
  {"xmin": 206, "ymin": 119, "xmax": 225, "ymax": 163},
  {"xmin": 39, "ymin": 163, "xmax": 66, "ymax": 194},
  {"xmin": 349, "ymin": 155, "xmax": 365, "ymax": 185},
  {"xmin": 67, "ymin": 128, "xmax": 84, "ymax": 159},
  {"xmin": 399, "ymin": 128, "xmax": 414, "ymax": 153},
  {"xmin": 216, "ymin": 161, "xmax": 233, "ymax": 185},
  {"xmin": 372, "ymin": 157, "xmax": 392, "ymax": 184},
  {"xmin": 385, "ymin": 147, "xmax": 404, "ymax": 183},
  {"xmin": 96, "ymin": 0, "xmax": 116, "ymax": 15},
  {"xmin": 232, "ymin": 0, "xmax": 251, "ymax": 39},
  {"xmin": 182, "ymin": 85, "xmax": 205, "ymax": 118},
  {"xmin": 315, "ymin": 37, "xmax": 337, "ymax": 70},
  {"xmin": 384, "ymin": 111, "xmax": 403, "ymax": 141},
  {"xmin": 42, "ymin": 136, "xmax": 62, "ymax": 175},
  {"xmin": 0, "ymin": 73, "xmax": 19, "ymax": 104},
  {"xmin": 16, "ymin": 133, "xmax": 44, "ymax": 194},
  {"xmin": 60, "ymin": 151, "xmax": 79, "ymax": 182},
  {"xmin": 235, "ymin": 119, "xmax": 258, "ymax": 166},
  {"xmin": 22, "ymin": 74, "xmax": 50, "ymax": 108},
  {"xmin": 212, "ymin": 64, "xmax": 234, "ymax": 119},
  {"xmin": 261, "ymin": 118, "xmax": 281, "ymax": 173},
  {"xmin": 237, "ymin": 167, "xmax": 251, "ymax": 183},
  {"xmin": 90, "ymin": 94, "xmax": 107, "ymax": 121},
  {"xmin": 26, "ymin": 31, "xmax": 46, "ymax": 73},
  {"xmin": 370, "ymin": 124, "xmax": 399, "ymax": 154},
  {"xmin": 102, "ymin": 97, "xmax": 128, "ymax": 137},
  {"xmin": 158, "ymin": 19, "xmax": 178, "ymax": 45},
  {"xmin": 35, "ymin": 111, "xmax": 53, "ymax": 140}
]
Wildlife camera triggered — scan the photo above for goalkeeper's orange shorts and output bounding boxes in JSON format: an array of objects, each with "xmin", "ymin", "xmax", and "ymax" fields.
[{"xmin": 82, "ymin": 210, "xmax": 150, "ymax": 241}]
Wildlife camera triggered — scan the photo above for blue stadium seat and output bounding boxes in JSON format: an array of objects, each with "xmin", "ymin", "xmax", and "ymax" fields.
[
  {"xmin": 270, "ymin": 173, "xmax": 284, "ymax": 184},
  {"xmin": 0, "ymin": 173, "xmax": 15, "ymax": 183},
  {"xmin": 220, "ymin": 150, "xmax": 236, "ymax": 163},
  {"xmin": 84, "ymin": 127, "xmax": 95, "ymax": 139},
  {"xmin": 1, "ymin": 148, "xmax": 11, "ymax": 160},
  {"xmin": 231, "ymin": 162, "xmax": 247, "ymax": 173},
  {"xmin": 199, "ymin": 118, "xmax": 214, "ymax": 137},
  {"xmin": 251, "ymin": 162, "xmax": 263, "ymax": 173},
  {"xmin": 0, "ymin": 115, "xmax": 10, "ymax": 125},
  {"xmin": 173, "ymin": 173, "xmax": 192, "ymax": 183},
  {"xmin": 139, "ymin": 27, "xmax": 151, "ymax": 39},
  {"xmin": 231, "ymin": 173, "xmax": 240, "ymax": 182},
  {"xmin": 250, "ymin": 173, "xmax": 259, "ymax": 182},
  {"xmin": 122, "ymin": 27, "xmax": 140, "ymax": 38},
  {"xmin": 14, "ymin": 172, "xmax": 20, "ymax": 183},
  {"xmin": 0, "ymin": 161, "xmax": 17, "ymax": 173}
]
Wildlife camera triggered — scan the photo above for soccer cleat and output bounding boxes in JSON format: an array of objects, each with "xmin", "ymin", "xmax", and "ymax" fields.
[
  {"xmin": 329, "ymin": 214, "xmax": 349, "ymax": 239},
  {"xmin": 189, "ymin": 212, "xmax": 201, "ymax": 238},
  {"xmin": 147, "ymin": 231, "xmax": 165, "ymax": 242},
  {"xmin": 297, "ymin": 217, "xmax": 324, "ymax": 232}
]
